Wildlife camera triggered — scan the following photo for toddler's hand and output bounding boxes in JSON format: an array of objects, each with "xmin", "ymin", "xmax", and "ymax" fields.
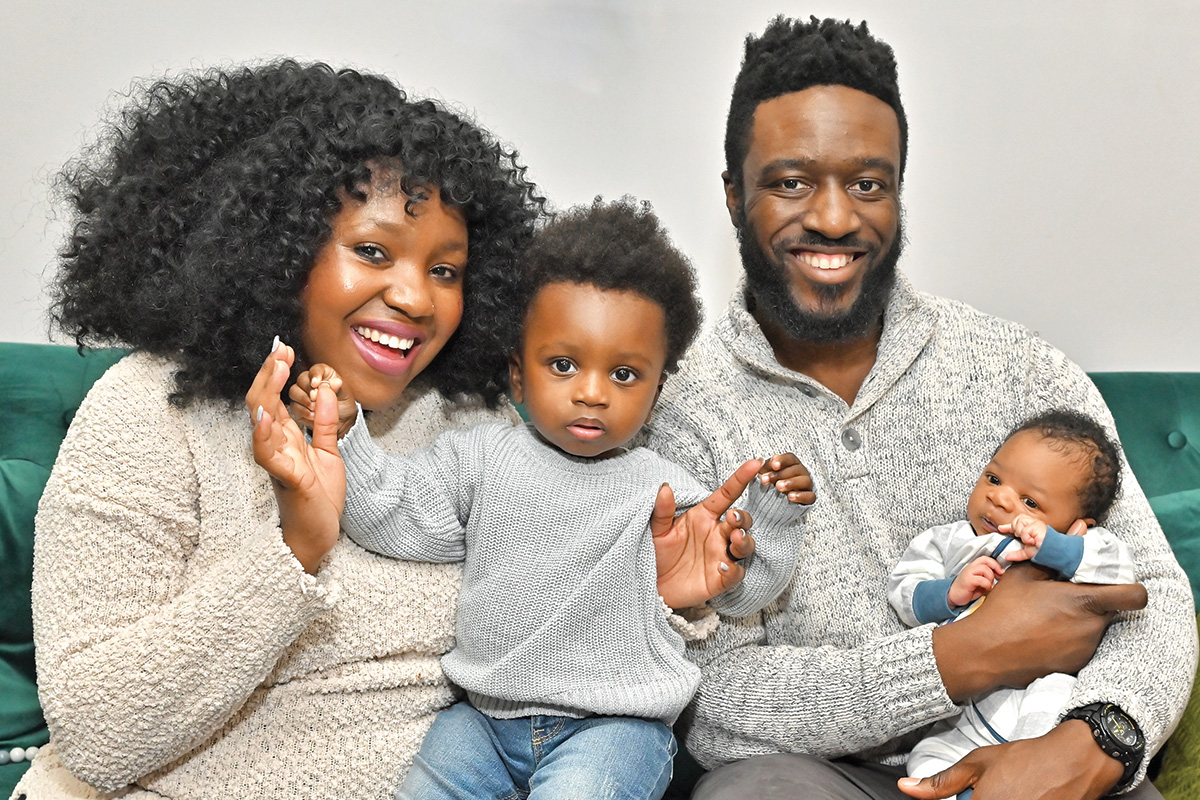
[
  {"xmin": 289, "ymin": 364, "xmax": 357, "ymax": 438},
  {"xmin": 758, "ymin": 452, "xmax": 816, "ymax": 505},
  {"xmin": 948, "ymin": 556, "xmax": 1004, "ymax": 608}
]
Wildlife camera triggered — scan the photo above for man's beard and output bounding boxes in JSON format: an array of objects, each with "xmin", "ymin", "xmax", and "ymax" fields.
[{"xmin": 736, "ymin": 211, "xmax": 903, "ymax": 344}]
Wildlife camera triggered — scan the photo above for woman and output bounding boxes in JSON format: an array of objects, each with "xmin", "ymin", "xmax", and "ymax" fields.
[{"xmin": 19, "ymin": 61, "xmax": 753, "ymax": 799}]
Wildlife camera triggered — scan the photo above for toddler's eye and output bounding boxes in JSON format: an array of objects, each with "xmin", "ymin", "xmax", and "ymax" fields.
[
  {"xmin": 550, "ymin": 359, "xmax": 576, "ymax": 375},
  {"xmin": 611, "ymin": 367, "xmax": 637, "ymax": 384}
]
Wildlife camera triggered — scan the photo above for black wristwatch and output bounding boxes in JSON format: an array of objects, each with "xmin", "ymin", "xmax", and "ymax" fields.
[{"xmin": 1061, "ymin": 702, "xmax": 1145, "ymax": 793}]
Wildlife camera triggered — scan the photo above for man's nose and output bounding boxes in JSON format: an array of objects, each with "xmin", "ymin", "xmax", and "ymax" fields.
[{"xmin": 804, "ymin": 184, "xmax": 861, "ymax": 241}]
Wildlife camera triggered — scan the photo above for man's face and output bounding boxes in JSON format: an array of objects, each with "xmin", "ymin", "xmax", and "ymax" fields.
[{"xmin": 728, "ymin": 85, "xmax": 903, "ymax": 343}]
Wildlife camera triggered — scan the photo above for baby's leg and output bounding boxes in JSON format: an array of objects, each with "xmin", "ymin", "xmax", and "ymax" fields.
[
  {"xmin": 397, "ymin": 701, "xmax": 521, "ymax": 800},
  {"xmin": 527, "ymin": 715, "xmax": 676, "ymax": 800}
]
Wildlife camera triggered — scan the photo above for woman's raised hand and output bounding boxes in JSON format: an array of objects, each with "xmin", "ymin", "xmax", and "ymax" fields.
[
  {"xmin": 246, "ymin": 339, "xmax": 346, "ymax": 574},
  {"xmin": 650, "ymin": 459, "xmax": 761, "ymax": 610}
]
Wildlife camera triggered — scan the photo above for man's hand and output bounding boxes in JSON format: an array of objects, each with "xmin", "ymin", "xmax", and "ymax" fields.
[
  {"xmin": 897, "ymin": 719, "xmax": 1125, "ymax": 800},
  {"xmin": 932, "ymin": 562, "xmax": 1147, "ymax": 702},
  {"xmin": 651, "ymin": 459, "xmax": 761, "ymax": 609},
  {"xmin": 948, "ymin": 556, "xmax": 1004, "ymax": 608}
]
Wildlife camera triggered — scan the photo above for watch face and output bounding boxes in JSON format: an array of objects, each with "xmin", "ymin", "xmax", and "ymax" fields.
[{"xmin": 1104, "ymin": 710, "xmax": 1141, "ymax": 748}]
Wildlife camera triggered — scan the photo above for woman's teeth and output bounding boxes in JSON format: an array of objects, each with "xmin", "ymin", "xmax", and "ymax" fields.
[{"xmin": 354, "ymin": 326, "xmax": 414, "ymax": 353}]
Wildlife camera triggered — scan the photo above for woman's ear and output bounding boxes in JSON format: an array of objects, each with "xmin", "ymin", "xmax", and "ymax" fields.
[{"xmin": 508, "ymin": 352, "xmax": 525, "ymax": 404}]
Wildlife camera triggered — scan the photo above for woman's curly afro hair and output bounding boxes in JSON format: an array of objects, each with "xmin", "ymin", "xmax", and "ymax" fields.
[
  {"xmin": 725, "ymin": 16, "xmax": 908, "ymax": 194},
  {"xmin": 52, "ymin": 59, "xmax": 543, "ymax": 407},
  {"xmin": 515, "ymin": 197, "xmax": 701, "ymax": 374}
]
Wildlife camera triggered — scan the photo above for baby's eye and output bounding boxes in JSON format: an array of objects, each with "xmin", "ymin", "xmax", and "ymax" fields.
[
  {"xmin": 550, "ymin": 358, "xmax": 576, "ymax": 375},
  {"xmin": 986, "ymin": 474, "xmax": 1000, "ymax": 485},
  {"xmin": 611, "ymin": 366, "xmax": 637, "ymax": 384},
  {"xmin": 1023, "ymin": 498, "xmax": 1040, "ymax": 510}
]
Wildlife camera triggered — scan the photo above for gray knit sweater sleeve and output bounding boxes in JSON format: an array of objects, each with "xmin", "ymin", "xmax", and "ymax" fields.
[
  {"xmin": 709, "ymin": 478, "xmax": 809, "ymax": 617},
  {"xmin": 339, "ymin": 407, "xmax": 479, "ymax": 563}
]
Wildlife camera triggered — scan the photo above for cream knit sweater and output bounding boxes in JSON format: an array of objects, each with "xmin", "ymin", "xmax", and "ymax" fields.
[{"xmin": 17, "ymin": 353, "xmax": 510, "ymax": 800}]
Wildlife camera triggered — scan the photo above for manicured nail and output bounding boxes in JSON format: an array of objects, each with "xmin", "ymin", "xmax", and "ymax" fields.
[
  {"xmin": 729, "ymin": 510, "xmax": 742, "ymax": 524},
  {"xmin": 271, "ymin": 335, "xmax": 280, "ymax": 353},
  {"xmin": 719, "ymin": 562, "xmax": 730, "ymax": 573},
  {"xmin": 256, "ymin": 405, "xmax": 264, "ymax": 423}
]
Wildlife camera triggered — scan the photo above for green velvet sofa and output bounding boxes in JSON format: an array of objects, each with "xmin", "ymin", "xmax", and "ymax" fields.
[{"xmin": 2, "ymin": 343, "xmax": 1197, "ymax": 798}]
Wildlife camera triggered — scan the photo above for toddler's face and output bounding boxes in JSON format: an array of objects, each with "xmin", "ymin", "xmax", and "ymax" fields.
[
  {"xmin": 509, "ymin": 281, "xmax": 668, "ymax": 459},
  {"xmin": 966, "ymin": 429, "xmax": 1092, "ymax": 537}
]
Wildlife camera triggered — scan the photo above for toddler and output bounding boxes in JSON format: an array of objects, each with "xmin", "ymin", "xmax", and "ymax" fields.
[
  {"xmin": 887, "ymin": 409, "xmax": 1136, "ymax": 790},
  {"xmin": 273, "ymin": 199, "xmax": 813, "ymax": 799}
]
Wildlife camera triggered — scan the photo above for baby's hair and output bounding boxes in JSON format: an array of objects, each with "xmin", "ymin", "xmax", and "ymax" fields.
[
  {"xmin": 515, "ymin": 197, "xmax": 701, "ymax": 374},
  {"xmin": 1005, "ymin": 409, "xmax": 1123, "ymax": 522}
]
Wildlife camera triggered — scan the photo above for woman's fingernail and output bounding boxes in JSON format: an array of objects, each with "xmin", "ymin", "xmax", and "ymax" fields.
[
  {"xmin": 271, "ymin": 335, "xmax": 280, "ymax": 353},
  {"xmin": 256, "ymin": 405, "xmax": 264, "ymax": 423},
  {"xmin": 719, "ymin": 562, "xmax": 730, "ymax": 573},
  {"xmin": 730, "ymin": 510, "xmax": 742, "ymax": 524}
]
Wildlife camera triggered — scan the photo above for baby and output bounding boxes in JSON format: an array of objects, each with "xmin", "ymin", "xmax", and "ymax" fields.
[
  {"xmin": 272, "ymin": 199, "xmax": 813, "ymax": 799},
  {"xmin": 888, "ymin": 409, "xmax": 1136, "ymax": 790}
]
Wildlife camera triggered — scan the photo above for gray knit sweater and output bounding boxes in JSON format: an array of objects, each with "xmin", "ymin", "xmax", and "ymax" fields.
[
  {"xmin": 339, "ymin": 419, "xmax": 805, "ymax": 724},
  {"xmin": 643, "ymin": 274, "xmax": 1196, "ymax": 786}
]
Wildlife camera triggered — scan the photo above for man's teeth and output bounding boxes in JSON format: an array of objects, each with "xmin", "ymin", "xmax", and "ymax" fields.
[
  {"xmin": 354, "ymin": 326, "xmax": 414, "ymax": 352},
  {"xmin": 798, "ymin": 252, "xmax": 854, "ymax": 270}
]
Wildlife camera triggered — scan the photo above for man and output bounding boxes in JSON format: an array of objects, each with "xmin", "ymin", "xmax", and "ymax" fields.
[{"xmin": 646, "ymin": 16, "xmax": 1196, "ymax": 800}]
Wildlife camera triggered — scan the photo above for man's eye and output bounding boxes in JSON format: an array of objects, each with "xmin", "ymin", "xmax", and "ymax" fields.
[
  {"xmin": 780, "ymin": 178, "xmax": 803, "ymax": 190},
  {"xmin": 550, "ymin": 359, "xmax": 576, "ymax": 374},
  {"xmin": 853, "ymin": 180, "xmax": 883, "ymax": 193},
  {"xmin": 611, "ymin": 367, "xmax": 636, "ymax": 384}
]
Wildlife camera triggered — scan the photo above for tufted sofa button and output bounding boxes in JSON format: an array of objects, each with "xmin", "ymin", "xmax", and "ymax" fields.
[{"xmin": 1167, "ymin": 431, "xmax": 1188, "ymax": 450}]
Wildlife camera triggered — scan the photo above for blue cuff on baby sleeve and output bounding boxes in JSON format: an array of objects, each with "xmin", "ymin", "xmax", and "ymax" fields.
[
  {"xmin": 912, "ymin": 577, "xmax": 957, "ymax": 624},
  {"xmin": 1032, "ymin": 527, "xmax": 1084, "ymax": 578}
]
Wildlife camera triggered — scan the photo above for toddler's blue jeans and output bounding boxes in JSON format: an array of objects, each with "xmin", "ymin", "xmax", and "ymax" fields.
[{"xmin": 398, "ymin": 700, "xmax": 676, "ymax": 800}]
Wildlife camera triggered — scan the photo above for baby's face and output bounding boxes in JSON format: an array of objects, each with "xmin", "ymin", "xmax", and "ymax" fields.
[
  {"xmin": 509, "ymin": 281, "xmax": 668, "ymax": 459},
  {"xmin": 966, "ymin": 429, "xmax": 1092, "ymax": 537}
]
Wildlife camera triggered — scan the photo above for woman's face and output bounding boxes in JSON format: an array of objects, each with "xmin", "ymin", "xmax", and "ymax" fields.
[{"xmin": 301, "ymin": 182, "xmax": 468, "ymax": 411}]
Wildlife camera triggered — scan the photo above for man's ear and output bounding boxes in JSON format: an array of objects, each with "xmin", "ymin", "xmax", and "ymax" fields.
[
  {"xmin": 508, "ymin": 352, "xmax": 524, "ymax": 404},
  {"xmin": 722, "ymin": 170, "xmax": 740, "ymax": 225}
]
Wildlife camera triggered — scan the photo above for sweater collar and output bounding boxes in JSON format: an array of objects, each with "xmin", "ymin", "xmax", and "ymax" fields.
[{"xmin": 716, "ymin": 271, "xmax": 937, "ymax": 414}]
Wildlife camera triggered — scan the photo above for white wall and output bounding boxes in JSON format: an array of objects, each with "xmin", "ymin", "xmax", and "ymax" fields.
[{"xmin": 3, "ymin": 0, "xmax": 1197, "ymax": 370}]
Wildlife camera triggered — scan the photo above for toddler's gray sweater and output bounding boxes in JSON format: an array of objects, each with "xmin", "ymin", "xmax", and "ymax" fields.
[{"xmin": 340, "ymin": 419, "xmax": 805, "ymax": 724}]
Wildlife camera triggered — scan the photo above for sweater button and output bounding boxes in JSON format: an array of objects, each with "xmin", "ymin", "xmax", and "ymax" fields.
[
  {"xmin": 1167, "ymin": 431, "xmax": 1187, "ymax": 449},
  {"xmin": 841, "ymin": 428, "xmax": 862, "ymax": 451},
  {"xmin": 800, "ymin": 384, "xmax": 816, "ymax": 398}
]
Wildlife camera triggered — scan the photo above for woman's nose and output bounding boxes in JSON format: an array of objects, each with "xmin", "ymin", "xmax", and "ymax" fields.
[{"xmin": 382, "ymin": 265, "xmax": 435, "ymax": 318}]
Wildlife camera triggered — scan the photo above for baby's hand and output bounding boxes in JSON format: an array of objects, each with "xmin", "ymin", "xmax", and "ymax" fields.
[
  {"xmin": 948, "ymin": 555, "xmax": 1004, "ymax": 608},
  {"xmin": 997, "ymin": 514, "xmax": 1047, "ymax": 562},
  {"xmin": 758, "ymin": 452, "xmax": 815, "ymax": 505},
  {"xmin": 289, "ymin": 364, "xmax": 358, "ymax": 438}
]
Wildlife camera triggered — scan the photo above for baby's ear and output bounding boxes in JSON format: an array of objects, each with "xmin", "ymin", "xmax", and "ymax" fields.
[{"xmin": 508, "ymin": 352, "xmax": 525, "ymax": 404}]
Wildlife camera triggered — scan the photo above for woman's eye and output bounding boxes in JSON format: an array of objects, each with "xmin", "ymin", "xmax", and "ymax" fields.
[
  {"xmin": 611, "ymin": 367, "xmax": 636, "ymax": 384},
  {"xmin": 355, "ymin": 244, "xmax": 386, "ymax": 263},
  {"xmin": 1023, "ymin": 498, "xmax": 1040, "ymax": 509},
  {"xmin": 430, "ymin": 263, "xmax": 461, "ymax": 282},
  {"xmin": 550, "ymin": 359, "xmax": 576, "ymax": 375}
]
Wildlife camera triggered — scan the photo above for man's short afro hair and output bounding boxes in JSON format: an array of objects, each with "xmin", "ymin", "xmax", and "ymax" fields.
[
  {"xmin": 725, "ymin": 15, "xmax": 908, "ymax": 194},
  {"xmin": 515, "ymin": 197, "xmax": 701, "ymax": 374}
]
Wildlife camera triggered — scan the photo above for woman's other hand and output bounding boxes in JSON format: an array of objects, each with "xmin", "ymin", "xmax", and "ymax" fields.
[
  {"xmin": 247, "ymin": 339, "xmax": 346, "ymax": 574},
  {"xmin": 651, "ymin": 458, "xmax": 761, "ymax": 610}
]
